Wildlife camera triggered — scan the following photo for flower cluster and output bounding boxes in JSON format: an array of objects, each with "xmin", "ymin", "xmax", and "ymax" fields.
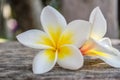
[{"xmin": 17, "ymin": 6, "xmax": 120, "ymax": 74}]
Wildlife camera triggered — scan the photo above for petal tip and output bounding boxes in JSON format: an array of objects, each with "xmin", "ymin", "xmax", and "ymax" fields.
[
  {"xmin": 95, "ymin": 6, "xmax": 100, "ymax": 9},
  {"xmin": 33, "ymin": 68, "xmax": 47, "ymax": 74},
  {"xmin": 92, "ymin": 6, "xmax": 102, "ymax": 15},
  {"xmin": 46, "ymin": 5, "xmax": 52, "ymax": 8},
  {"xmin": 16, "ymin": 35, "xmax": 19, "ymax": 40},
  {"xmin": 42, "ymin": 5, "xmax": 54, "ymax": 12},
  {"xmin": 73, "ymin": 62, "xmax": 83, "ymax": 70},
  {"xmin": 68, "ymin": 20, "xmax": 90, "ymax": 25},
  {"xmin": 33, "ymin": 70, "xmax": 42, "ymax": 74},
  {"xmin": 16, "ymin": 33, "xmax": 22, "ymax": 42},
  {"xmin": 94, "ymin": 6, "xmax": 101, "ymax": 12}
]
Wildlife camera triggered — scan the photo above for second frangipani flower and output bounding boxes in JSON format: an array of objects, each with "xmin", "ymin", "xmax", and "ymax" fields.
[
  {"xmin": 17, "ymin": 6, "xmax": 91, "ymax": 74},
  {"xmin": 80, "ymin": 7, "xmax": 120, "ymax": 68}
]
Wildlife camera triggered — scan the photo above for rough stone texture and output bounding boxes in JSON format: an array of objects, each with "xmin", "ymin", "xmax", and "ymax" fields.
[
  {"xmin": 0, "ymin": 41, "xmax": 120, "ymax": 80},
  {"xmin": 62, "ymin": 0, "xmax": 119, "ymax": 39}
]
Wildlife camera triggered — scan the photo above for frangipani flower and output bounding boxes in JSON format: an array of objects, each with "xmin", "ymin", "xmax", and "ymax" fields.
[
  {"xmin": 80, "ymin": 7, "xmax": 120, "ymax": 68},
  {"xmin": 17, "ymin": 6, "xmax": 91, "ymax": 74}
]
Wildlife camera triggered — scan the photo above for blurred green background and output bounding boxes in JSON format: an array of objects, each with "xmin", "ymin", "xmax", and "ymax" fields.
[
  {"xmin": 0, "ymin": 0, "xmax": 61, "ymax": 41},
  {"xmin": 0, "ymin": 0, "xmax": 119, "ymax": 43}
]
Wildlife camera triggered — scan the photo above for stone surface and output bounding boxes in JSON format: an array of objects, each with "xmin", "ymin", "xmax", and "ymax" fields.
[{"xmin": 0, "ymin": 41, "xmax": 120, "ymax": 80}]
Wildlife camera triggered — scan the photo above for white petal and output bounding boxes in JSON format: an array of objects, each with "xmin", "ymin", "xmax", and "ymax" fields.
[
  {"xmin": 57, "ymin": 45, "xmax": 84, "ymax": 70},
  {"xmin": 99, "ymin": 49, "xmax": 120, "ymax": 68},
  {"xmin": 41, "ymin": 6, "xmax": 66, "ymax": 43},
  {"xmin": 16, "ymin": 29, "xmax": 53, "ymax": 49},
  {"xmin": 89, "ymin": 38, "xmax": 120, "ymax": 68},
  {"xmin": 41, "ymin": 6, "xmax": 67, "ymax": 30},
  {"xmin": 33, "ymin": 50, "xmax": 57, "ymax": 74},
  {"xmin": 89, "ymin": 7, "xmax": 107, "ymax": 39},
  {"xmin": 99, "ymin": 38, "xmax": 112, "ymax": 47},
  {"xmin": 59, "ymin": 20, "xmax": 91, "ymax": 48}
]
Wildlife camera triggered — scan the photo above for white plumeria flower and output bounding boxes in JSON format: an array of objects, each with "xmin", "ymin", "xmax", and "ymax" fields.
[
  {"xmin": 17, "ymin": 6, "xmax": 91, "ymax": 74},
  {"xmin": 80, "ymin": 7, "xmax": 120, "ymax": 68}
]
